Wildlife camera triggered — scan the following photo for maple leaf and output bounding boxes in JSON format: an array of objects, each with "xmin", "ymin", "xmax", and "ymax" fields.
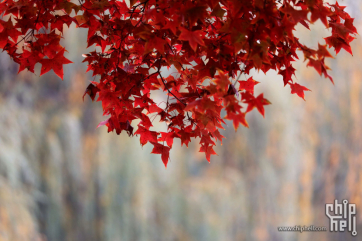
[
  {"xmin": 330, "ymin": 22, "xmax": 354, "ymax": 40},
  {"xmin": 0, "ymin": 18, "xmax": 21, "ymax": 48},
  {"xmin": 225, "ymin": 111, "xmax": 249, "ymax": 130},
  {"xmin": 75, "ymin": 15, "xmax": 87, "ymax": 26},
  {"xmin": 178, "ymin": 27, "xmax": 205, "ymax": 52},
  {"xmin": 83, "ymin": 83, "xmax": 100, "ymax": 101},
  {"xmin": 245, "ymin": 93, "xmax": 271, "ymax": 117},
  {"xmin": 281, "ymin": 3, "xmax": 308, "ymax": 24},
  {"xmin": 144, "ymin": 36, "xmax": 166, "ymax": 54},
  {"xmin": 238, "ymin": 77, "xmax": 259, "ymax": 94},
  {"xmin": 317, "ymin": 44, "xmax": 333, "ymax": 59},
  {"xmin": 310, "ymin": 4, "xmax": 331, "ymax": 27},
  {"xmin": 307, "ymin": 58, "xmax": 333, "ymax": 83},
  {"xmin": 279, "ymin": 66, "xmax": 296, "ymax": 86},
  {"xmin": 40, "ymin": 48, "xmax": 73, "ymax": 80},
  {"xmin": 158, "ymin": 132, "xmax": 180, "ymax": 148},
  {"xmin": 213, "ymin": 71, "xmax": 230, "ymax": 92},
  {"xmin": 163, "ymin": 18, "xmax": 178, "ymax": 35},
  {"xmin": 134, "ymin": 126, "xmax": 158, "ymax": 146},
  {"xmin": 344, "ymin": 18, "xmax": 358, "ymax": 34},
  {"xmin": 179, "ymin": 127, "xmax": 192, "ymax": 147},
  {"xmin": 151, "ymin": 142, "xmax": 170, "ymax": 168},
  {"xmin": 212, "ymin": 129, "xmax": 225, "ymax": 144},
  {"xmin": 289, "ymin": 83, "xmax": 310, "ymax": 100},
  {"xmin": 18, "ymin": 49, "xmax": 42, "ymax": 73},
  {"xmin": 199, "ymin": 144, "xmax": 217, "ymax": 162},
  {"xmin": 325, "ymin": 34, "xmax": 354, "ymax": 55}
]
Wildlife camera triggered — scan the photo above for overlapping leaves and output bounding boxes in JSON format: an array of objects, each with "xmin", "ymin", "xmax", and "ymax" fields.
[{"xmin": 0, "ymin": 0, "xmax": 357, "ymax": 167}]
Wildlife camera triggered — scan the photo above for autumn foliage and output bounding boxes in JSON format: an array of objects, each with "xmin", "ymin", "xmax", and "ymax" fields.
[{"xmin": 0, "ymin": 0, "xmax": 357, "ymax": 167}]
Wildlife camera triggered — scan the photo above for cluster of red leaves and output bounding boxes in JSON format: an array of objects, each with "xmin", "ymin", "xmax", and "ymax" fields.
[{"xmin": 0, "ymin": 0, "xmax": 357, "ymax": 167}]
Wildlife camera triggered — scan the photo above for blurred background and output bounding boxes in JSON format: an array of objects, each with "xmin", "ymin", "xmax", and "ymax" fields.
[{"xmin": 0, "ymin": 1, "xmax": 361, "ymax": 240}]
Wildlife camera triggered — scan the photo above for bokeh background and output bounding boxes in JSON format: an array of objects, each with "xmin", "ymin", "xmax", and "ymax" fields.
[{"xmin": 0, "ymin": 1, "xmax": 361, "ymax": 240}]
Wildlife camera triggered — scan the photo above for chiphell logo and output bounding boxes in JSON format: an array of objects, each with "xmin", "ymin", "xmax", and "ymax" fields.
[{"xmin": 326, "ymin": 199, "xmax": 357, "ymax": 236}]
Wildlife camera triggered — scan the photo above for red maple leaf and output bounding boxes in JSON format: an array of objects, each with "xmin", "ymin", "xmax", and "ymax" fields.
[
  {"xmin": 40, "ymin": 48, "xmax": 73, "ymax": 80},
  {"xmin": 134, "ymin": 126, "xmax": 158, "ymax": 146},
  {"xmin": 325, "ymin": 34, "xmax": 354, "ymax": 55},
  {"xmin": 279, "ymin": 65, "xmax": 296, "ymax": 86},
  {"xmin": 238, "ymin": 77, "xmax": 259, "ymax": 94},
  {"xmin": 245, "ymin": 93, "xmax": 271, "ymax": 117},
  {"xmin": 151, "ymin": 142, "xmax": 170, "ymax": 168},
  {"xmin": 83, "ymin": 83, "xmax": 100, "ymax": 101},
  {"xmin": 158, "ymin": 131, "xmax": 180, "ymax": 148},
  {"xmin": 178, "ymin": 27, "xmax": 205, "ymax": 52},
  {"xmin": 199, "ymin": 144, "xmax": 217, "ymax": 162},
  {"xmin": 225, "ymin": 111, "xmax": 249, "ymax": 130},
  {"xmin": 18, "ymin": 49, "xmax": 42, "ymax": 73},
  {"xmin": 289, "ymin": 83, "xmax": 311, "ymax": 100}
]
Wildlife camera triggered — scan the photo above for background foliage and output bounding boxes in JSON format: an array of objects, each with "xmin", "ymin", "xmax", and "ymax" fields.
[{"xmin": 0, "ymin": 0, "xmax": 361, "ymax": 241}]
